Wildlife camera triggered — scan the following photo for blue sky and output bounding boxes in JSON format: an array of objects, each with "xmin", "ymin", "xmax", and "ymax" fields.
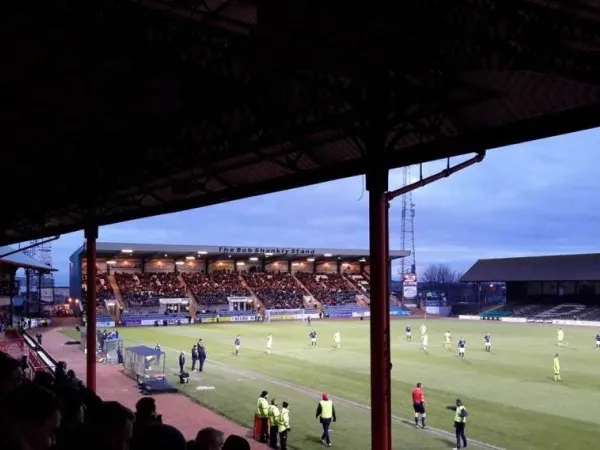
[{"xmin": 45, "ymin": 127, "xmax": 600, "ymax": 286}]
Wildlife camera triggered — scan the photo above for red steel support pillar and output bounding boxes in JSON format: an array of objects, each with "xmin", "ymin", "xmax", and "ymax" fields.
[
  {"xmin": 85, "ymin": 225, "xmax": 98, "ymax": 392},
  {"xmin": 365, "ymin": 74, "xmax": 392, "ymax": 450}
]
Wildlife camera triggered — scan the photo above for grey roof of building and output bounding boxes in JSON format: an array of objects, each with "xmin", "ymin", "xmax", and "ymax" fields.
[
  {"xmin": 0, "ymin": 246, "xmax": 57, "ymax": 272},
  {"xmin": 461, "ymin": 253, "xmax": 600, "ymax": 282},
  {"xmin": 71, "ymin": 241, "xmax": 409, "ymax": 262}
]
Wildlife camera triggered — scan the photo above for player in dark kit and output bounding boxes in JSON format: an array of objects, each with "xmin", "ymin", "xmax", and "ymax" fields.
[
  {"xmin": 234, "ymin": 335, "xmax": 241, "ymax": 356},
  {"xmin": 309, "ymin": 330, "xmax": 317, "ymax": 346},
  {"xmin": 458, "ymin": 338, "xmax": 466, "ymax": 359},
  {"xmin": 406, "ymin": 325, "xmax": 412, "ymax": 341},
  {"xmin": 596, "ymin": 332, "xmax": 600, "ymax": 349},
  {"xmin": 411, "ymin": 383, "xmax": 427, "ymax": 429},
  {"xmin": 484, "ymin": 333, "xmax": 491, "ymax": 352}
]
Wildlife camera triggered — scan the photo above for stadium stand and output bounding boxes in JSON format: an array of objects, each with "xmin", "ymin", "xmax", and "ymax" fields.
[
  {"xmin": 115, "ymin": 272, "xmax": 185, "ymax": 307},
  {"xmin": 295, "ymin": 273, "xmax": 358, "ymax": 306},
  {"xmin": 242, "ymin": 272, "xmax": 304, "ymax": 309},
  {"xmin": 182, "ymin": 271, "xmax": 249, "ymax": 307},
  {"xmin": 82, "ymin": 273, "xmax": 114, "ymax": 302},
  {"xmin": 578, "ymin": 305, "xmax": 600, "ymax": 321},
  {"xmin": 533, "ymin": 303, "xmax": 587, "ymax": 319},
  {"xmin": 345, "ymin": 273, "xmax": 370, "ymax": 296}
]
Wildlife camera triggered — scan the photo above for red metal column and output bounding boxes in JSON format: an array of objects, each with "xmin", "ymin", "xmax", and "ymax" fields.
[
  {"xmin": 384, "ymin": 197, "xmax": 392, "ymax": 437},
  {"xmin": 365, "ymin": 71, "xmax": 392, "ymax": 450},
  {"xmin": 85, "ymin": 225, "xmax": 98, "ymax": 392}
]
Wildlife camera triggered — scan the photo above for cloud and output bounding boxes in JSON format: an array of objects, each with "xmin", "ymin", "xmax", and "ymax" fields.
[{"xmin": 47, "ymin": 127, "xmax": 600, "ymax": 285}]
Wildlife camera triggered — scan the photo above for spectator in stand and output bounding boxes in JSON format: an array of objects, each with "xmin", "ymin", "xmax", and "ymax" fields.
[
  {"xmin": 296, "ymin": 273, "xmax": 357, "ymax": 306},
  {"xmin": 82, "ymin": 273, "xmax": 115, "ymax": 302},
  {"xmin": 0, "ymin": 348, "xmax": 253, "ymax": 450},
  {"xmin": 182, "ymin": 271, "xmax": 248, "ymax": 306},
  {"xmin": 115, "ymin": 272, "xmax": 186, "ymax": 308},
  {"xmin": 1, "ymin": 383, "xmax": 61, "ymax": 450},
  {"xmin": 243, "ymin": 272, "xmax": 304, "ymax": 310},
  {"xmin": 222, "ymin": 435, "xmax": 251, "ymax": 450},
  {"xmin": 194, "ymin": 427, "xmax": 225, "ymax": 450},
  {"xmin": 0, "ymin": 351, "xmax": 23, "ymax": 396}
]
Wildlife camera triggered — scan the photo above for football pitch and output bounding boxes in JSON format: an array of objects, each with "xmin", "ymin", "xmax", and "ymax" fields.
[{"xmin": 64, "ymin": 319, "xmax": 600, "ymax": 449}]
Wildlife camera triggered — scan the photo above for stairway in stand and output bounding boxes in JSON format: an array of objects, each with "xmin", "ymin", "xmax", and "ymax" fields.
[
  {"xmin": 178, "ymin": 274, "xmax": 197, "ymax": 317},
  {"xmin": 291, "ymin": 274, "xmax": 322, "ymax": 313},
  {"xmin": 238, "ymin": 275, "xmax": 264, "ymax": 312},
  {"xmin": 107, "ymin": 274, "xmax": 125, "ymax": 322}
]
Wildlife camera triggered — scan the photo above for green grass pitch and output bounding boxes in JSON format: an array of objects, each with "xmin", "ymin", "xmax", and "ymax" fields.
[{"xmin": 63, "ymin": 319, "xmax": 600, "ymax": 449}]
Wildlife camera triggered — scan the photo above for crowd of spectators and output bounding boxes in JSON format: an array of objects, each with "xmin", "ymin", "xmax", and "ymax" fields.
[
  {"xmin": 295, "ymin": 273, "xmax": 358, "ymax": 306},
  {"xmin": 182, "ymin": 271, "xmax": 249, "ymax": 306},
  {"xmin": 243, "ymin": 272, "xmax": 304, "ymax": 309},
  {"xmin": 115, "ymin": 272, "xmax": 186, "ymax": 307},
  {"xmin": 82, "ymin": 273, "xmax": 114, "ymax": 302},
  {"xmin": 0, "ymin": 351, "xmax": 251, "ymax": 450}
]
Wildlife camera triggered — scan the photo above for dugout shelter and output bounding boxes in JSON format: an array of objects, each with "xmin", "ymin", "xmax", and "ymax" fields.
[
  {"xmin": 5, "ymin": 2, "xmax": 600, "ymax": 448},
  {"xmin": 123, "ymin": 345, "xmax": 166, "ymax": 381}
]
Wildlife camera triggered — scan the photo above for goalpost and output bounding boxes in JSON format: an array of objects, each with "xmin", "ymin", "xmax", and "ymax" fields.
[{"xmin": 265, "ymin": 309, "xmax": 306, "ymax": 322}]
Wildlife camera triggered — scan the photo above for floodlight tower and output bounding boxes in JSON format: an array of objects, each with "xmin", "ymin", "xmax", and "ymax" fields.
[
  {"xmin": 399, "ymin": 166, "xmax": 416, "ymax": 277},
  {"xmin": 23, "ymin": 239, "xmax": 54, "ymax": 303}
]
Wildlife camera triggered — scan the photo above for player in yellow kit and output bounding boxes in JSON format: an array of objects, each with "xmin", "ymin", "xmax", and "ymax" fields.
[
  {"xmin": 553, "ymin": 354, "xmax": 562, "ymax": 381},
  {"xmin": 557, "ymin": 328, "xmax": 565, "ymax": 347},
  {"xmin": 444, "ymin": 331, "xmax": 452, "ymax": 350}
]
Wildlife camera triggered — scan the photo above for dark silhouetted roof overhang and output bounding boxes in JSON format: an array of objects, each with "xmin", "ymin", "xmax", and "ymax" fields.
[{"xmin": 2, "ymin": 1, "xmax": 600, "ymax": 245}]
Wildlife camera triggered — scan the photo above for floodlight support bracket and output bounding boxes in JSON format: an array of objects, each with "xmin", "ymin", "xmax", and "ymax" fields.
[{"xmin": 386, "ymin": 152, "xmax": 486, "ymax": 202}]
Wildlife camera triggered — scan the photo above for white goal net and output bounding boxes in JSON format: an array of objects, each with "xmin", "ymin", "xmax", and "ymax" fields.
[{"xmin": 265, "ymin": 309, "xmax": 306, "ymax": 322}]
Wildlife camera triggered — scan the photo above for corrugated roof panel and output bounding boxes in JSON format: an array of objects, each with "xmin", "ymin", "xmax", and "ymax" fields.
[{"xmin": 461, "ymin": 253, "xmax": 600, "ymax": 282}]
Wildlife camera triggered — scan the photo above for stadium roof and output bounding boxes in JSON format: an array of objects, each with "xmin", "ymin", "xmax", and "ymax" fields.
[
  {"xmin": 3, "ymin": 1, "xmax": 600, "ymax": 245},
  {"xmin": 461, "ymin": 254, "xmax": 600, "ymax": 282},
  {"xmin": 0, "ymin": 246, "xmax": 57, "ymax": 272},
  {"xmin": 72, "ymin": 242, "xmax": 409, "ymax": 262}
]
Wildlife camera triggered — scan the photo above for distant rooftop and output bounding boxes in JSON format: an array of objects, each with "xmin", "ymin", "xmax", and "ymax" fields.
[
  {"xmin": 71, "ymin": 242, "xmax": 409, "ymax": 263},
  {"xmin": 0, "ymin": 246, "xmax": 57, "ymax": 272},
  {"xmin": 461, "ymin": 253, "xmax": 600, "ymax": 282}
]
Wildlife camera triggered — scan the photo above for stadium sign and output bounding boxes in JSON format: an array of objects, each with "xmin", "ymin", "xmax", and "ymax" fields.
[{"xmin": 218, "ymin": 246, "xmax": 316, "ymax": 255}]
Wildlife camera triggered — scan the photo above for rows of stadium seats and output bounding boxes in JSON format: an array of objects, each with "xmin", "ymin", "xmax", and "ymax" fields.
[
  {"xmin": 182, "ymin": 271, "xmax": 248, "ymax": 306},
  {"xmin": 534, "ymin": 304, "xmax": 587, "ymax": 319},
  {"xmin": 115, "ymin": 272, "xmax": 186, "ymax": 307},
  {"xmin": 295, "ymin": 273, "xmax": 358, "ymax": 306},
  {"xmin": 82, "ymin": 273, "xmax": 114, "ymax": 302},
  {"xmin": 243, "ymin": 272, "xmax": 304, "ymax": 309},
  {"xmin": 121, "ymin": 311, "xmax": 189, "ymax": 323},
  {"xmin": 346, "ymin": 273, "xmax": 370, "ymax": 296}
]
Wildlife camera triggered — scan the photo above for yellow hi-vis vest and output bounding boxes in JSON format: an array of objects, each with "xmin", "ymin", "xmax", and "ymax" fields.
[
  {"xmin": 319, "ymin": 400, "xmax": 333, "ymax": 419},
  {"xmin": 278, "ymin": 408, "xmax": 290, "ymax": 432},
  {"xmin": 257, "ymin": 397, "xmax": 269, "ymax": 418},
  {"xmin": 268, "ymin": 405, "xmax": 280, "ymax": 426},
  {"xmin": 454, "ymin": 405, "xmax": 467, "ymax": 423}
]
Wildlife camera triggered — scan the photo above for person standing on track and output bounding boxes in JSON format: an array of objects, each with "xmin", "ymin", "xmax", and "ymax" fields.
[
  {"xmin": 268, "ymin": 399, "xmax": 280, "ymax": 449},
  {"xmin": 316, "ymin": 393, "xmax": 336, "ymax": 447},
  {"xmin": 278, "ymin": 401, "xmax": 291, "ymax": 450},
  {"xmin": 256, "ymin": 390, "xmax": 270, "ymax": 443},
  {"xmin": 447, "ymin": 398, "xmax": 468, "ymax": 450},
  {"xmin": 411, "ymin": 383, "xmax": 427, "ymax": 429}
]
